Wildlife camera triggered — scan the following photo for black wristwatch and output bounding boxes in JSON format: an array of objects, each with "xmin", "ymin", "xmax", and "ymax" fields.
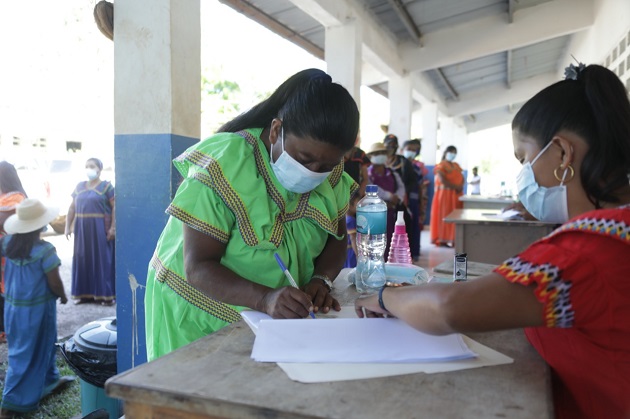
[{"xmin": 311, "ymin": 274, "xmax": 333, "ymax": 292}]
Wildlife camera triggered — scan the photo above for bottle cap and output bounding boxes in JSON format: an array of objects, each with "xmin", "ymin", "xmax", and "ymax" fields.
[
  {"xmin": 396, "ymin": 211, "xmax": 405, "ymax": 226},
  {"xmin": 366, "ymin": 185, "xmax": 378, "ymax": 193}
]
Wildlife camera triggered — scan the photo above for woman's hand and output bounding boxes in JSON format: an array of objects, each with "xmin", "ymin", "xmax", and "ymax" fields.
[
  {"xmin": 64, "ymin": 227, "xmax": 72, "ymax": 240},
  {"xmin": 355, "ymin": 293, "xmax": 390, "ymax": 318},
  {"xmin": 502, "ymin": 201, "xmax": 537, "ymax": 221},
  {"xmin": 107, "ymin": 227, "xmax": 116, "ymax": 241},
  {"xmin": 60, "ymin": 295, "xmax": 68, "ymax": 305},
  {"xmin": 304, "ymin": 280, "xmax": 340, "ymax": 314},
  {"xmin": 260, "ymin": 287, "xmax": 315, "ymax": 319}
]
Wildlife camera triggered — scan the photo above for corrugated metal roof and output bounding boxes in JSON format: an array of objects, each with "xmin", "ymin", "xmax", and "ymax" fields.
[{"xmin": 220, "ymin": 0, "xmax": 592, "ymax": 132}]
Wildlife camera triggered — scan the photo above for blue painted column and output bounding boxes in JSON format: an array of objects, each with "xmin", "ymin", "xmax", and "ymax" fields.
[{"xmin": 113, "ymin": 0, "xmax": 200, "ymax": 371}]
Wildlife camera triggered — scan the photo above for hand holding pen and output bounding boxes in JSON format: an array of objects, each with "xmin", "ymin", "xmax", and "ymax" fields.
[{"xmin": 274, "ymin": 253, "xmax": 315, "ymax": 319}]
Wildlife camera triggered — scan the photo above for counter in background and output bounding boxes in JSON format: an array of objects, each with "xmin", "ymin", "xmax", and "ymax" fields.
[
  {"xmin": 459, "ymin": 195, "xmax": 515, "ymax": 211},
  {"xmin": 444, "ymin": 209, "xmax": 558, "ymax": 264}
]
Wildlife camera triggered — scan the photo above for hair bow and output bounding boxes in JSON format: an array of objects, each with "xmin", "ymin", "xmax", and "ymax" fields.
[{"xmin": 564, "ymin": 62, "xmax": 586, "ymax": 80}]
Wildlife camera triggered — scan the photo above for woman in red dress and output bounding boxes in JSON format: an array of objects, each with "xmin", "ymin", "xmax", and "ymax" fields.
[
  {"xmin": 429, "ymin": 145, "xmax": 464, "ymax": 247},
  {"xmin": 356, "ymin": 63, "xmax": 630, "ymax": 418}
]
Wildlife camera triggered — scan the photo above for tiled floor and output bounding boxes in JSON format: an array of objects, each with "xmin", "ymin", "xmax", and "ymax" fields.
[{"xmin": 413, "ymin": 226, "xmax": 454, "ymax": 274}]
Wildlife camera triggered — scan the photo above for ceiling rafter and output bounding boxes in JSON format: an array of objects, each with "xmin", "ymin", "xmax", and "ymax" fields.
[{"xmin": 385, "ymin": 0, "xmax": 422, "ymax": 46}]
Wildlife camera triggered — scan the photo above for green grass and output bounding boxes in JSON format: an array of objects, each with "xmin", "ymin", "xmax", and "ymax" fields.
[{"xmin": 0, "ymin": 349, "xmax": 81, "ymax": 419}]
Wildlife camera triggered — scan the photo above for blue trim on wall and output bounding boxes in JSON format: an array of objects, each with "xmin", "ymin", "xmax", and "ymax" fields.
[{"xmin": 114, "ymin": 133, "xmax": 198, "ymax": 373}]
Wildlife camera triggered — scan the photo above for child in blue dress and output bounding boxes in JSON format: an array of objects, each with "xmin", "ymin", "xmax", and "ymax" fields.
[{"xmin": 0, "ymin": 199, "xmax": 73, "ymax": 418}]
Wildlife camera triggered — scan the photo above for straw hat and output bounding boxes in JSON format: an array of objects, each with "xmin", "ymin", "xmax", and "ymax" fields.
[
  {"xmin": 366, "ymin": 142, "xmax": 387, "ymax": 155},
  {"xmin": 4, "ymin": 199, "xmax": 59, "ymax": 235}
]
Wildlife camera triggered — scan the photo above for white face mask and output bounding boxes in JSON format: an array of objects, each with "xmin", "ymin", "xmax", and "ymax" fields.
[
  {"xmin": 86, "ymin": 168, "xmax": 99, "ymax": 180},
  {"xmin": 445, "ymin": 152, "xmax": 456, "ymax": 162},
  {"xmin": 403, "ymin": 150, "xmax": 418, "ymax": 160},
  {"xmin": 515, "ymin": 141, "xmax": 569, "ymax": 223},
  {"xmin": 270, "ymin": 128, "xmax": 331, "ymax": 194},
  {"xmin": 370, "ymin": 155, "xmax": 388, "ymax": 165}
]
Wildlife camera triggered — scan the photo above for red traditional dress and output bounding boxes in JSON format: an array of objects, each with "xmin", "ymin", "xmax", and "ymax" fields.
[
  {"xmin": 494, "ymin": 205, "xmax": 630, "ymax": 418},
  {"xmin": 429, "ymin": 160, "xmax": 463, "ymax": 245}
]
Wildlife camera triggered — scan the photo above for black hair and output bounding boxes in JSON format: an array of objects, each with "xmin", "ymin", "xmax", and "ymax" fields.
[
  {"xmin": 218, "ymin": 69, "xmax": 360, "ymax": 151},
  {"xmin": 512, "ymin": 64, "xmax": 630, "ymax": 207},
  {"xmin": 0, "ymin": 161, "xmax": 27, "ymax": 196},
  {"xmin": 441, "ymin": 146, "xmax": 457, "ymax": 161},
  {"xmin": 87, "ymin": 158, "xmax": 103, "ymax": 170},
  {"xmin": 4, "ymin": 230, "xmax": 42, "ymax": 260},
  {"xmin": 402, "ymin": 139, "xmax": 421, "ymax": 149}
]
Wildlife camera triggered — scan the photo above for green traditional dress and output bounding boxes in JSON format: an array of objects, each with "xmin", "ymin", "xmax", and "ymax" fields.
[{"xmin": 145, "ymin": 128, "xmax": 357, "ymax": 360}]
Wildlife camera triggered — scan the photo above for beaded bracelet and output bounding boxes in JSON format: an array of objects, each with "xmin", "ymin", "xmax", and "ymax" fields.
[{"xmin": 378, "ymin": 285, "xmax": 388, "ymax": 311}]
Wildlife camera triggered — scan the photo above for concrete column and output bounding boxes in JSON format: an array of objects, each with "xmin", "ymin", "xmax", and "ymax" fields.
[
  {"xmin": 421, "ymin": 103, "xmax": 438, "ymax": 165},
  {"xmin": 388, "ymin": 74, "xmax": 412, "ymax": 142},
  {"xmin": 325, "ymin": 19, "xmax": 361, "ymax": 106},
  {"xmin": 421, "ymin": 103, "xmax": 439, "ymax": 225},
  {"xmin": 114, "ymin": 0, "xmax": 200, "ymax": 371}
]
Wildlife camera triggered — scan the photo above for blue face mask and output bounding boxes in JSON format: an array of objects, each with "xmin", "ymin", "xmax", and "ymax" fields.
[
  {"xmin": 270, "ymin": 128, "xmax": 332, "ymax": 193},
  {"xmin": 86, "ymin": 168, "xmax": 99, "ymax": 180},
  {"xmin": 515, "ymin": 141, "xmax": 569, "ymax": 223},
  {"xmin": 445, "ymin": 152, "xmax": 456, "ymax": 162}
]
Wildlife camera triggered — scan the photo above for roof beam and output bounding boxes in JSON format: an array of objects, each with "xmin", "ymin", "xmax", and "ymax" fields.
[
  {"xmin": 447, "ymin": 72, "xmax": 558, "ymax": 117},
  {"xmin": 219, "ymin": 0, "xmax": 324, "ymax": 59},
  {"xmin": 386, "ymin": 0, "xmax": 422, "ymax": 46},
  {"xmin": 288, "ymin": 0, "xmax": 405, "ymax": 78},
  {"xmin": 400, "ymin": 0, "xmax": 594, "ymax": 72}
]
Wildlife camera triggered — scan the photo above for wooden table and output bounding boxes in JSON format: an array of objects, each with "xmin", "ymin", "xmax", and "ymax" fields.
[
  {"xmin": 459, "ymin": 195, "xmax": 515, "ymax": 211},
  {"xmin": 444, "ymin": 209, "xmax": 558, "ymax": 264},
  {"xmin": 106, "ymin": 273, "xmax": 553, "ymax": 419}
]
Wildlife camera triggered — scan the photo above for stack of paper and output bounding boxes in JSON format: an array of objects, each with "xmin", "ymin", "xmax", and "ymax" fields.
[
  {"xmin": 251, "ymin": 317, "xmax": 477, "ymax": 363},
  {"xmin": 241, "ymin": 309, "xmax": 513, "ymax": 383}
]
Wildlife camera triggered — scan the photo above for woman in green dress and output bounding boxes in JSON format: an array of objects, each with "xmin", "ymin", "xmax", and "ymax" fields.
[{"xmin": 145, "ymin": 69, "xmax": 360, "ymax": 360}]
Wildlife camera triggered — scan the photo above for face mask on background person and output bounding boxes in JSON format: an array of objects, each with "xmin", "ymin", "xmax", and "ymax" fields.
[
  {"xmin": 370, "ymin": 155, "xmax": 388, "ymax": 165},
  {"xmin": 445, "ymin": 152, "xmax": 456, "ymax": 162},
  {"xmin": 515, "ymin": 141, "xmax": 570, "ymax": 224},
  {"xmin": 270, "ymin": 128, "xmax": 331, "ymax": 194},
  {"xmin": 86, "ymin": 168, "xmax": 99, "ymax": 180},
  {"xmin": 403, "ymin": 150, "xmax": 418, "ymax": 160}
]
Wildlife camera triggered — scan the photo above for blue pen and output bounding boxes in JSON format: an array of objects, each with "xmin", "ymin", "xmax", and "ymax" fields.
[{"xmin": 274, "ymin": 253, "xmax": 316, "ymax": 319}]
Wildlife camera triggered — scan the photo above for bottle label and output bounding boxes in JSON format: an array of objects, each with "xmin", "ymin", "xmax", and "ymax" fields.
[{"xmin": 356, "ymin": 209, "xmax": 387, "ymax": 235}]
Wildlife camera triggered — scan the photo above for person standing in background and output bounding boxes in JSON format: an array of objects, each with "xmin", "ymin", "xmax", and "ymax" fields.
[
  {"xmin": 0, "ymin": 161, "xmax": 27, "ymax": 344},
  {"xmin": 468, "ymin": 166, "xmax": 481, "ymax": 195},
  {"xmin": 65, "ymin": 158, "xmax": 116, "ymax": 306},
  {"xmin": 343, "ymin": 140, "xmax": 370, "ymax": 198},
  {"xmin": 383, "ymin": 134, "xmax": 417, "ymax": 259},
  {"xmin": 366, "ymin": 142, "xmax": 406, "ymax": 261},
  {"xmin": 344, "ymin": 192, "xmax": 361, "ymax": 268},
  {"xmin": 1, "ymin": 199, "xmax": 73, "ymax": 417},
  {"xmin": 401, "ymin": 139, "xmax": 427, "ymax": 261},
  {"xmin": 430, "ymin": 146, "xmax": 464, "ymax": 247}
]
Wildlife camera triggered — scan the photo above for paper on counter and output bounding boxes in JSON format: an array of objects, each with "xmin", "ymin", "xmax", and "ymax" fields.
[
  {"xmin": 482, "ymin": 209, "xmax": 522, "ymax": 220},
  {"xmin": 277, "ymin": 336, "xmax": 513, "ymax": 383},
  {"xmin": 251, "ymin": 318, "xmax": 477, "ymax": 363}
]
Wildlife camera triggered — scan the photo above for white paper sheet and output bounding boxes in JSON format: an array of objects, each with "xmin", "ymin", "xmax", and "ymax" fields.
[
  {"xmin": 241, "ymin": 308, "xmax": 513, "ymax": 383},
  {"xmin": 250, "ymin": 316, "xmax": 477, "ymax": 363},
  {"xmin": 277, "ymin": 336, "xmax": 513, "ymax": 383}
]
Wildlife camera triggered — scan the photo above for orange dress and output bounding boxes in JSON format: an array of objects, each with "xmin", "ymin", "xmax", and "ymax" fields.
[
  {"xmin": 0, "ymin": 192, "xmax": 27, "ymax": 294},
  {"xmin": 429, "ymin": 161, "xmax": 463, "ymax": 245}
]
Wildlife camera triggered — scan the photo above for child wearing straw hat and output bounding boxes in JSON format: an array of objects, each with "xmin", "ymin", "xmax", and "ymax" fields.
[{"xmin": 0, "ymin": 199, "xmax": 74, "ymax": 418}]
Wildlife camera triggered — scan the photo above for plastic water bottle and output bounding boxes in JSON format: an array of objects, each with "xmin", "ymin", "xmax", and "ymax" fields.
[
  {"xmin": 387, "ymin": 211, "xmax": 412, "ymax": 264},
  {"xmin": 355, "ymin": 185, "xmax": 387, "ymax": 293}
]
